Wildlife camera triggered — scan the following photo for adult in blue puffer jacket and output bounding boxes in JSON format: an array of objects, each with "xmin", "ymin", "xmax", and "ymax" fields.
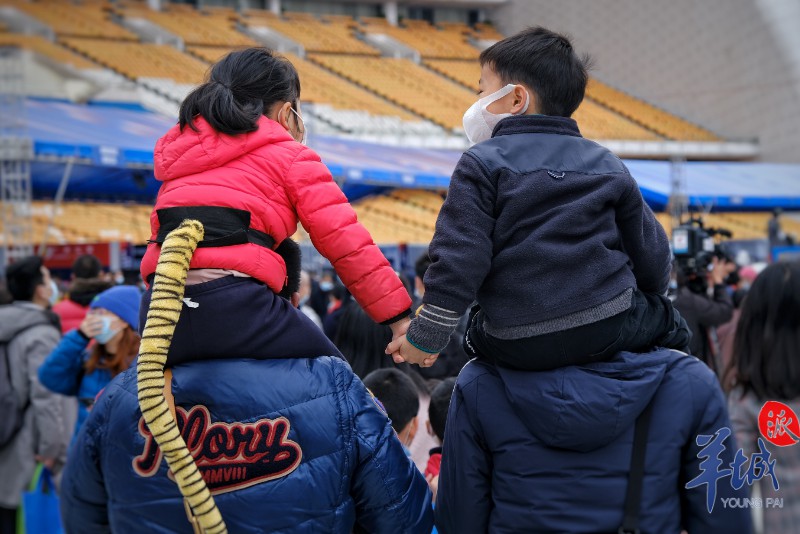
[
  {"xmin": 39, "ymin": 285, "xmax": 141, "ymax": 438},
  {"xmin": 60, "ymin": 272, "xmax": 433, "ymax": 533},
  {"xmin": 436, "ymin": 350, "xmax": 753, "ymax": 533}
]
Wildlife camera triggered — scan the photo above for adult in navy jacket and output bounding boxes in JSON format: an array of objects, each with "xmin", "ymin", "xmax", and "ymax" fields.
[
  {"xmin": 436, "ymin": 350, "xmax": 752, "ymax": 533},
  {"xmin": 60, "ymin": 274, "xmax": 433, "ymax": 533}
]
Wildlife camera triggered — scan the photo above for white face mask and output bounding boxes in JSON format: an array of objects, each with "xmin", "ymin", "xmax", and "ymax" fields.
[
  {"xmin": 48, "ymin": 279, "xmax": 59, "ymax": 307},
  {"xmin": 462, "ymin": 84, "xmax": 530, "ymax": 145}
]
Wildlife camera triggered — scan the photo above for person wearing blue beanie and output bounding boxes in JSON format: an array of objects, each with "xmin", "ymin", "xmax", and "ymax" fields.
[{"xmin": 39, "ymin": 285, "xmax": 142, "ymax": 440}]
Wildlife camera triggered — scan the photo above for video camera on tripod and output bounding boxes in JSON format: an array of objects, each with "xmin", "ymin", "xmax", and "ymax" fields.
[{"xmin": 671, "ymin": 217, "xmax": 733, "ymax": 276}]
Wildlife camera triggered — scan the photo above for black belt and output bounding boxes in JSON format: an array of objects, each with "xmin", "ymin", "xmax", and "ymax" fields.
[{"xmin": 150, "ymin": 206, "xmax": 276, "ymax": 249}]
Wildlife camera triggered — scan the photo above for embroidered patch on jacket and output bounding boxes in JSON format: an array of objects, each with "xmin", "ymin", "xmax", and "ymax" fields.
[{"xmin": 133, "ymin": 405, "xmax": 302, "ymax": 495}]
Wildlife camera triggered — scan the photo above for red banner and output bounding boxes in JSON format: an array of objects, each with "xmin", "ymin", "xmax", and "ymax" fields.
[{"xmin": 42, "ymin": 243, "xmax": 112, "ymax": 269}]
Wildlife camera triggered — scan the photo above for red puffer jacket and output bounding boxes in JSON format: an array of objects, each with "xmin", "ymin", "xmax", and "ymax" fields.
[{"xmin": 140, "ymin": 116, "xmax": 411, "ymax": 324}]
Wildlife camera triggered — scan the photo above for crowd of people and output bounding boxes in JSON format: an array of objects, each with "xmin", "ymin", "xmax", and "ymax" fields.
[{"xmin": 0, "ymin": 25, "xmax": 798, "ymax": 534}]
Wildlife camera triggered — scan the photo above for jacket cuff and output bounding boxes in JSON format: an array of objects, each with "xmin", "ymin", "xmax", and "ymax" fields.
[
  {"xmin": 379, "ymin": 308, "xmax": 412, "ymax": 326},
  {"xmin": 406, "ymin": 304, "xmax": 460, "ymax": 354},
  {"xmin": 74, "ymin": 328, "xmax": 91, "ymax": 342}
]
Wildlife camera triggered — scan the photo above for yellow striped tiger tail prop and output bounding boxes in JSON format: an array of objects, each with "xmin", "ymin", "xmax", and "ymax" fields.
[{"xmin": 137, "ymin": 219, "xmax": 227, "ymax": 534}]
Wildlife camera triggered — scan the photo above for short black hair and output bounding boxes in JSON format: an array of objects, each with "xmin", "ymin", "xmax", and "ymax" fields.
[
  {"xmin": 730, "ymin": 261, "xmax": 800, "ymax": 400},
  {"xmin": 72, "ymin": 254, "xmax": 102, "ymax": 279},
  {"xmin": 180, "ymin": 47, "xmax": 301, "ymax": 136},
  {"xmin": 6, "ymin": 256, "xmax": 45, "ymax": 302},
  {"xmin": 274, "ymin": 238, "xmax": 301, "ymax": 300},
  {"xmin": 480, "ymin": 26, "xmax": 590, "ymax": 117},
  {"xmin": 414, "ymin": 248, "xmax": 432, "ymax": 280},
  {"xmin": 363, "ymin": 368, "xmax": 419, "ymax": 433},
  {"xmin": 428, "ymin": 377, "xmax": 456, "ymax": 442}
]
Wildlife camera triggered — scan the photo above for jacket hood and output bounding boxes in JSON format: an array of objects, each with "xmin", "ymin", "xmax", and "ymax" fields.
[
  {"xmin": 0, "ymin": 303, "xmax": 59, "ymax": 340},
  {"xmin": 154, "ymin": 115, "xmax": 295, "ymax": 182},
  {"xmin": 69, "ymin": 278, "xmax": 112, "ymax": 307},
  {"xmin": 497, "ymin": 350, "xmax": 677, "ymax": 452}
]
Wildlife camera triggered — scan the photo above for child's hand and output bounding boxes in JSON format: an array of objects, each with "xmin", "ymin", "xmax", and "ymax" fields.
[{"xmin": 386, "ymin": 335, "xmax": 439, "ymax": 367}]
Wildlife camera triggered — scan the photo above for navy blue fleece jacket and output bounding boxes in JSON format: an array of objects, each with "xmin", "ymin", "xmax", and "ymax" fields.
[{"xmin": 407, "ymin": 115, "xmax": 671, "ymax": 352}]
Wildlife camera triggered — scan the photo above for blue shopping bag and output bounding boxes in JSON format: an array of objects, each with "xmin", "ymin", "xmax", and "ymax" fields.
[{"xmin": 20, "ymin": 464, "xmax": 64, "ymax": 534}]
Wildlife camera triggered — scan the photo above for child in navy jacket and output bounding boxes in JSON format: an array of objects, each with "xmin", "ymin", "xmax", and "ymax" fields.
[{"xmin": 389, "ymin": 27, "xmax": 690, "ymax": 370}]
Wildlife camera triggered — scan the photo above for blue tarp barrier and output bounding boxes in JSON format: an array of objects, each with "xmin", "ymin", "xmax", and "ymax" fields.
[{"xmin": 21, "ymin": 99, "xmax": 800, "ymax": 209}]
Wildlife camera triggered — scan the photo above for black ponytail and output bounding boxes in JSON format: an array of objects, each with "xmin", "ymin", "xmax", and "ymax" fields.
[{"xmin": 179, "ymin": 47, "xmax": 301, "ymax": 136}]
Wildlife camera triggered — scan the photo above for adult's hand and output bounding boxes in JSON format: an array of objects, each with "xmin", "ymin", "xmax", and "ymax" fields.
[{"xmin": 389, "ymin": 316, "xmax": 411, "ymax": 340}]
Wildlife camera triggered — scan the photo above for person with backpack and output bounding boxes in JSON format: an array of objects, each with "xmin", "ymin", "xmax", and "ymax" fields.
[{"xmin": 0, "ymin": 256, "xmax": 69, "ymax": 534}]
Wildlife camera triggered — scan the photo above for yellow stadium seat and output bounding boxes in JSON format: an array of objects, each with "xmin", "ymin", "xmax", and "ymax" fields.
[
  {"xmin": 0, "ymin": 33, "xmax": 98, "ymax": 70},
  {"xmin": 0, "ymin": 202, "xmax": 152, "ymax": 245},
  {"xmin": 309, "ymin": 54, "xmax": 474, "ymax": 130},
  {"xmin": 61, "ymin": 38, "xmax": 208, "ymax": 85},
  {"xmin": 586, "ymin": 79, "xmax": 719, "ymax": 141},
  {"xmin": 8, "ymin": 0, "xmax": 139, "ymax": 40},
  {"xmin": 119, "ymin": 4, "xmax": 258, "ymax": 47},
  {"xmin": 349, "ymin": 190, "xmax": 443, "ymax": 244},
  {"xmin": 240, "ymin": 10, "xmax": 379, "ymax": 55},
  {"xmin": 360, "ymin": 18, "xmax": 479, "ymax": 60}
]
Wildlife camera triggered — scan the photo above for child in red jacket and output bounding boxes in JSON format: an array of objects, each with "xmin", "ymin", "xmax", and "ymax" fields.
[{"xmin": 140, "ymin": 48, "xmax": 411, "ymax": 335}]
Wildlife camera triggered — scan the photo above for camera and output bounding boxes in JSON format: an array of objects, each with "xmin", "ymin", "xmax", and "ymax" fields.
[{"xmin": 672, "ymin": 217, "xmax": 732, "ymax": 277}]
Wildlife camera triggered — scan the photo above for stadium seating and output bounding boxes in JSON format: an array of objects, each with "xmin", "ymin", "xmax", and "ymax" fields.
[
  {"xmin": 5, "ymin": 199, "xmax": 789, "ymax": 247},
  {"xmin": 574, "ymin": 101, "xmax": 661, "ymax": 140},
  {"xmin": 0, "ymin": 202, "xmax": 153, "ymax": 245},
  {"xmin": 8, "ymin": 0, "xmax": 139, "ymax": 40},
  {"xmin": 586, "ymin": 79, "xmax": 719, "ymax": 141},
  {"xmin": 350, "ymin": 190, "xmax": 444, "ymax": 244},
  {"xmin": 0, "ymin": 33, "xmax": 98, "ymax": 70},
  {"xmin": 309, "ymin": 54, "xmax": 475, "ymax": 130},
  {"xmin": 2, "ymin": 1, "xmax": 722, "ymax": 143},
  {"xmin": 471, "ymin": 22, "xmax": 504, "ymax": 42},
  {"xmin": 61, "ymin": 38, "xmax": 207, "ymax": 85},
  {"xmin": 119, "ymin": 3, "xmax": 257, "ymax": 47},
  {"xmin": 188, "ymin": 47, "xmax": 413, "ymax": 120},
  {"xmin": 240, "ymin": 10, "xmax": 379, "ymax": 55},
  {"xmin": 361, "ymin": 17, "xmax": 479, "ymax": 59}
]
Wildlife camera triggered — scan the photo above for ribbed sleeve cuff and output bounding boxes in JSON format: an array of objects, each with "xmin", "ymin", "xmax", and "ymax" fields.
[{"xmin": 406, "ymin": 304, "xmax": 461, "ymax": 354}]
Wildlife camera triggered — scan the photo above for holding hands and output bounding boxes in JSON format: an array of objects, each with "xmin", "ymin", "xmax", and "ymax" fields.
[{"xmin": 386, "ymin": 319, "xmax": 439, "ymax": 368}]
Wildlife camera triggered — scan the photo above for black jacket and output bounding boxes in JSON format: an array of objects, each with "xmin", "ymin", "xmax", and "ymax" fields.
[
  {"xmin": 673, "ymin": 284, "xmax": 734, "ymax": 369},
  {"xmin": 422, "ymin": 115, "xmax": 671, "ymax": 330}
]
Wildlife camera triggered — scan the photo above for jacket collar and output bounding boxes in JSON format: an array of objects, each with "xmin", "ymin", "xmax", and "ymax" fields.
[{"xmin": 491, "ymin": 114, "xmax": 582, "ymax": 139}]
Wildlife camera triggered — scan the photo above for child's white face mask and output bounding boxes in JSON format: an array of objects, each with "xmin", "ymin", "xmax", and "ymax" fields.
[{"xmin": 462, "ymin": 84, "xmax": 530, "ymax": 145}]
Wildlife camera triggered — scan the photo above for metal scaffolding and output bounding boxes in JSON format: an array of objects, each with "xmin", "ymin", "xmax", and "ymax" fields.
[
  {"xmin": 0, "ymin": 46, "xmax": 33, "ymax": 266},
  {"xmin": 667, "ymin": 156, "xmax": 688, "ymax": 228}
]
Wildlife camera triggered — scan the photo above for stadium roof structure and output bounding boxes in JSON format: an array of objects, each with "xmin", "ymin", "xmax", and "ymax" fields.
[{"xmin": 21, "ymin": 99, "xmax": 800, "ymax": 210}]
